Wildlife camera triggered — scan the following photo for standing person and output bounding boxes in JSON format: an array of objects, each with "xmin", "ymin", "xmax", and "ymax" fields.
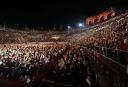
[{"xmin": 72, "ymin": 64, "xmax": 81, "ymax": 87}]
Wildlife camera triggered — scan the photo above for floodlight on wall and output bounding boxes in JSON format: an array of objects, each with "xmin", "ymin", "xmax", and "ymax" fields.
[{"xmin": 78, "ymin": 23, "xmax": 84, "ymax": 27}]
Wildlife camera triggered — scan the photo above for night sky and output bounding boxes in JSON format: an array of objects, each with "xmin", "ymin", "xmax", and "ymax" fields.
[{"xmin": 0, "ymin": 0, "xmax": 127, "ymax": 29}]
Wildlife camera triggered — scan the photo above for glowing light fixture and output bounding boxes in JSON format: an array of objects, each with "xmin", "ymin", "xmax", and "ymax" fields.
[
  {"xmin": 67, "ymin": 26, "xmax": 71, "ymax": 29},
  {"xmin": 78, "ymin": 23, "xmax": 84, "ymax": 27},
  {"xmin": 51, "ymin": 35, "xmax": 60, "ymax": 40}
]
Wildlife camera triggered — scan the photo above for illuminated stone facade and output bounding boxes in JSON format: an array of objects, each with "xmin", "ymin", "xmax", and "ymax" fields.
[{"xmin": 86, "ymin": 8, "xmax": 116, "ymax": 26}]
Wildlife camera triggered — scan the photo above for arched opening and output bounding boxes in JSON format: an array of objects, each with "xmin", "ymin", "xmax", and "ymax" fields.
[
  {"xmin": 94, "ymin": 19, "xmax": 98, "ymax": 24},
  {"xmin": 89, "ymin": 21, "xmax": 92, "ymax": 25},
  {"xmin": 107, "ymin": 13, "xmax": 112, "ymax": 20},
  {"xmin": 100, "ymin": 16, "xmax": 104, "ymax": 22}
]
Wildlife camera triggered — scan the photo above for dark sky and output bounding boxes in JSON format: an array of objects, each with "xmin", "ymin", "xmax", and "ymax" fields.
[{"xmin": 0, "ymin": 0, "xmax": 127, "ymax": 29}]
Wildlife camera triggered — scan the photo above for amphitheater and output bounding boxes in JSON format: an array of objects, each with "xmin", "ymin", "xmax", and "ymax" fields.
[{"xmin": 0, "ymin": 10, "xmax": 128, "ymax": 87}]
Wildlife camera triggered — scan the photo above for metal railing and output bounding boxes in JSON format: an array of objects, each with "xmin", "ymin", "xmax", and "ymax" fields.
[
  {"xmin": 86, "ymin": 45, "xmax": 128, "ymax": 66},
  {"xmin": 82, "ymin": 46, "xmax": 128, "ymax": 87}
]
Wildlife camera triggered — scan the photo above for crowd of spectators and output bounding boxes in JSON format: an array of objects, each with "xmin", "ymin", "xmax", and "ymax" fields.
[
  {"xmin": 0, "ymin": 9, "xmax": 128, "ymax": 87},
  {"xmin": 0, "ymin": 29, "xmax": 66, "ymax": 44},
  {"xmin": 67, "ymin": 11, "xmax": 128, "ymax": 50},
  {"xmin": 0, "ymin": 43, "xmax": 90, "ymax": 86},
  {"xmin": 66, "ymin": 11, "xmax": 128, "ymax": 65},
  {"xmin": 0, "ymin": 44, "xmax": 66, "ymax": 83}
]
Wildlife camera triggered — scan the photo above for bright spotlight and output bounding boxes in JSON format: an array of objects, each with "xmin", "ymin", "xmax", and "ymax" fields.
[
  {"xmin": 78, "ymin": 23, "xmax": 84, "ymax": 27},
  {"xmin": 67, "ymin": 26, "xmax": 71, "ymax": 29}
]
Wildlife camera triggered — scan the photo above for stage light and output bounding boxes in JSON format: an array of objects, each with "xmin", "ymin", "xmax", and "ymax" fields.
[
  {"xmin": 67, "ymin": 26, "xmax": 71, "ymax": 29},
  {"xmin": 78, "ymin": 23, "xmax": 84, "ymax": 27}
]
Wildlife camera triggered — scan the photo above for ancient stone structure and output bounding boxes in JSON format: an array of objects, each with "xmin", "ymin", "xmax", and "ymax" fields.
[{"xmin": 86, "ymin": 8, "xmax": 116, "ymax": 26}]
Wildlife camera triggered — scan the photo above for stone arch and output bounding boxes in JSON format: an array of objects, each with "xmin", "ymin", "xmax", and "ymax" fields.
[
  {"xmin": 107, "ymin": 13, "xmax": 112, "ymax": 20},
  {"xmin": 100, "ymin": 16, "xmax": 104, "ymax": 22},
  {"xmin": 94, "ymin": 19, "xmax": 98, "ymax": 24},
  {"xmin": 89, "ymin": 21, "xmax": 92, "ymax": 25}
]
